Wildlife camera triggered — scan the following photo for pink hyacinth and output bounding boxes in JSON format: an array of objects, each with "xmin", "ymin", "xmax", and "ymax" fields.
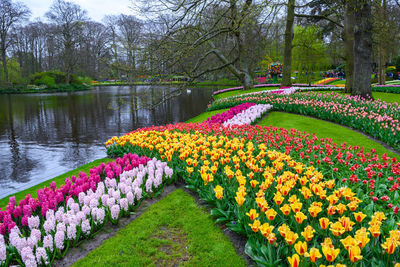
[
  {"xmin": 110, "ymin": 204, "xmax": 120, "ymax": 220},
  {"xmin": 35, "ymin": 247, "xmax": 48, "ymax": 265},
  {"xmin": 54, "ymin": 230, "xmax": 65, "ymax": 250},
  {"xmin": 28, "ymin": 216, "xmax": 40, "ymax": 230},
  {"xmin": 120, "ymin": 198, "xmax": 129, "ymax": 212},
  {"xmin": 67, "ymin": 224, "xmax": 77, "ymax": 240},
  {"xmin": 43, "ymin": 235, "xmax": 53, "ymax": 252}
]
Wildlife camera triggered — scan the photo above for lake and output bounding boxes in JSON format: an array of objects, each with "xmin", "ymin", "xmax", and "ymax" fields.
[{"xmin": 0, "ymin": 85, "xmax": 214, "ymax": 198}]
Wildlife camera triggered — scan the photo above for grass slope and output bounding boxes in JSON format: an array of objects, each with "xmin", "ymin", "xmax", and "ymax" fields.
[
  {"xmin": 213, "ymin": 87, "xmax": 279, "ymax": 100},
  {"xmin": 259, "ymin": 112, "xmax": 398, "ymax": 158},
  {"xmin": 0, "ymin": 158, "xmax": 114, "ymax": 209},
  {"xmin": 73, "ymin": 189, "xmax": 246, "ymax": 267}
]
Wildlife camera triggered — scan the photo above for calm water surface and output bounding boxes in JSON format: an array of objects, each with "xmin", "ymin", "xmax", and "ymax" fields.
[{"xmin": 0, "ymin": 85, "xmax": 214, "ymax": 198}]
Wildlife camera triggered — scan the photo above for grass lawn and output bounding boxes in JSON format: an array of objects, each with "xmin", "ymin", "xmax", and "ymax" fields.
[
  {"xmin": 185, "ymin": 108, "xmax": 229, "ymax": 123},
  {"xmin": 329, "ymin": 80, "xmax": 345, "ymax": 85},
  {"xmin": 259, "ymin": 112, "xmax": 398, "ymax": 158},
  {"xmin": 213, "ymin": 87, "xmax": 279, "ymax": 100},
  {"xmin": 372, "ymin": 92, "xmax": 400, "ymax": 104},
  {"xmin": 0, "ymin": 158, "xmax": 114, "ymax": 209},
  {"xmin": 73, "ymin": 189, "xmax": 246, "ymax": 267}
]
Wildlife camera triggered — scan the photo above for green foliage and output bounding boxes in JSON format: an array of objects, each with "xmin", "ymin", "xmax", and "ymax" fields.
[
  {"xmin": 30, "ymin": 70, "xmax": 83, "ymax": 87},
  {"xmin": 0, "ymin": 58, "xmax": 25, "ymax": 84},
  {"xmin": 79, "ymin": 76, "xmax": 93, "ymax": 84},
  {"xmin": 292, "ymin": 26, "xmax": 330, "ymax": 83},
  {"xmin": 36, "ymin": 75, "xmax": 56, "ymax": 88}
]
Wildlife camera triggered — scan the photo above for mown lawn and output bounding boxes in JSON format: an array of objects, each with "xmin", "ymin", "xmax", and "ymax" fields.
[
  {"xmin": 258, "ymin": 112, "xmax": 398, "ymax": 158},
  {"xmin": 0, "ymin": 158, "xmax": 114, "ymax": 209},
  {"xmin": 213, "ymin": 86, "xmax": 279, "ymax": 100},
  {"xmin": 73, "ymin": 189, "xmax": 246, "ymax": 267}
]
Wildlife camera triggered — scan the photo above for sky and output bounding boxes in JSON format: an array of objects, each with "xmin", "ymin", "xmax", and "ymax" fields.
[{"xmin": 22, "ymin": 0, "xmax": 138, "ymax": 22}]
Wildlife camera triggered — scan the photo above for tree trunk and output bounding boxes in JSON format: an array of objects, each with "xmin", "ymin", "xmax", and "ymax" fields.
[
  {"xmin": 352, "ymin": 0, "xmax": 373, "ymax": 98},
  {"xmin": 377, "ymin": 0, "xmax": 387, "ymax": 85},
  {"xmin": 343, "ymin": 1, "xmax": 355, "ymax": 93},
  {"xmin": 1, "ymin": 44, "xmax": 9, "ymax": 83},
  {"xmin": 282, "ymin": 0, "xmax": 295, "ymax": 86}
]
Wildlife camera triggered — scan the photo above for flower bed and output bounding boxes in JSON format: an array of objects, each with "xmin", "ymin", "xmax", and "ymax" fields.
[
  {"xmin": 106, "ymin": 123, "xmax": 400, "ymax": 266},
  {"xmin": 373, "ymin": 85, "xmax": 400, "ymax": 94},
  {"xmin": 315, "ymin": 78, "xmax": 339, "ymax": 85},
  {"xmin": 212, "ymin": 84, "xmax": 334, "ymax": 96},
  {"xmin": 208, "ymin": 91, "xmax": 400, "ymax": 151},
  {"xmin": 0, "ymin": 154, "xmax": 174, "ymax": 266},
  {"xmin": 222, "ymin": 104, "xmax": 273, "ymax": 127},
  {"xmin": 206, "ymin": 103, "xmax": 256, "ymax": 124}
]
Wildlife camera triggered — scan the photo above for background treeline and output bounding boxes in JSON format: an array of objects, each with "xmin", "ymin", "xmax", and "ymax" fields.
[{"xmin": 1, "ymin": 0, "xmax": 400, "ymax": 90}]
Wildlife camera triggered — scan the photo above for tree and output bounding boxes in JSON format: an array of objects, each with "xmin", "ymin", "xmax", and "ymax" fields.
[
  {"xmin": 140, "ymin": 0, "xmax": 271, "ymax": 90},
  {"xmin": 352, "ymin": 0, "xmax": 373, "ymax": 98},
  {"xmin": 0, "ymin": 0, "xmax": 30, "ymax": 83},
  {"xmin": 292, "ymin": 25, "xmax": 329, "ymax": 84},
  {"xmin": 343, "ymin": 0, "xmax": 355, "ymax": 93},
  {"xmin": 46, "ymin": 0, "xmax": 88, "ymax": 84},
  {"xmin": 282, "ymin": 0, "xmax": 295, "ymax": 86}
]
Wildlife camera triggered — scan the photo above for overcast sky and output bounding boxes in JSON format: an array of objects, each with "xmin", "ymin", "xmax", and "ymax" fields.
[{"xmin": 22, "ymin": 0, "xmax": 137, "ymax": 22}]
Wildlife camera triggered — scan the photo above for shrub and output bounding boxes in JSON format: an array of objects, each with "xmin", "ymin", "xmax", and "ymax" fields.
[{"xmin": 30, "ymin": 71, "xmax": 83, "ymax": 86}]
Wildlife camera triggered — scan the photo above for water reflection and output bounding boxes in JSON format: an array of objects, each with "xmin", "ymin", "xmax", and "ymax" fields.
[{"xmin": 0, "ymin": 85, "xmax": 214, "ymax": 198}]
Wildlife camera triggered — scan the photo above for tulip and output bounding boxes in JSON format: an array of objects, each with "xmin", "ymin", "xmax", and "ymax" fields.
[
  {"xmin": 322, "ymin": 245, "xmax": 340, "ymax": 262},
  {"xmin": 214, "ymin": 185, "xmax": 224, "ymax": 200},
  {"xmin": 381, "ymin": 237, "xmax": 398, "ymax": 254},
  {"xmin": 265, "ymin": 208, "xmax": 277, "ymax": 221},
  {"xmin": 304, "ymin": 247, "xmax": 322, "ymax": 263},
  {"xmin": 287, "ymin": 254, "xmax": 300, "ymax": 267},
  {"xmin": 248, "ymin": 220, "xmax": 261, "ymax": 233},
  {"xmin": 295, "ymin": 212, "xmax": 307, "ymax": 224},
  {"xmin": 319, "ymin": 217, "xmax": 331, "ymax": 230},
  {"xmin": 353, "ymin": 212, "xmax": 367, "ymax": 223},
  {"xmin": 294, "ymin": 241, "xmax": 308, "ymax": 255},
  {"xmin": 301, "ymin": 225, "xmax": 315, "ymax": 242},
  {"xmin": 348, "ymin": 245, "xmax": 363, "ymax": 262},
  {"xmin": 259, "ymin": 223, "xmax": 274, "ymax": 237},
  {"xmin": 246, "ymin": 209, "xmax": 259, "ymax": 220},
  {"xmin": 285, "ymin": 231, "xmax": 299, "ymax": 245},
  {"xmin": 330, "ymin": 222, "xmax": 345, "ymax": 237}
]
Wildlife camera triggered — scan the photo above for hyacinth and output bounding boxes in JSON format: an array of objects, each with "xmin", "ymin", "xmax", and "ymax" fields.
[
  {"xmin": 43, "ymin": 234, "xmax": 54, "ymax": 252},
  {"xmin": 110, "ymin": 204, "xmax": 121, "ymax": 220},
  {"xmin": 67, "ymin": 224, "xmax": 77, "ymax": 240},
  {"xmin": 222, "ymin": 104, "xmax": 273, "ymax": 127},
  {"xmin": 35, "ymin": 247, "xmax": 48, "ymax": 265},
  {"xmin": 0, "ymin": 235, "xmax": 6, "ymax": 262},
  {"xmin": 55, "ymin": 230, "xmax": 65, "ymax": 250},
  {"xmin": 120, "ymin": 198, "xmax": 129, "ymax": 211}
]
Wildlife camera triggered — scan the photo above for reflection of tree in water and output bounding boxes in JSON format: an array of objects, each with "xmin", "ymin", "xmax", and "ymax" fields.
[
  {"xmin": 5, "ymin": 95, "xmax": 38, "ymax": 184},
  {"xmin": 0, "ymin": 86, "xmax": 214, "ymax": 195}
]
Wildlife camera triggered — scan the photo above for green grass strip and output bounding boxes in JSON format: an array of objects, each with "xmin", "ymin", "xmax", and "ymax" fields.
[
  {"xmin": 259, "ymin": 112, "xmax": 398, "ymax": 158},
  {"xmin": 185, "ymin": 108, "xmax": 229, "ymax": 123},
  {"xmin": 213, "ymin": 87, "xmax": 279, "ymax": 100},
  {"xmin": 0, "ymin": 158, "xmax": 114, "ymax": 209},
  {"xmin": 73, "ymin": 189, "xmax": 246, "ymax": 267}
]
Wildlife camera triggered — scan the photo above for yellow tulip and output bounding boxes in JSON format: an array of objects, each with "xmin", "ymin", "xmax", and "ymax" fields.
[
  {"xmin": 319, "ymin": 217, "xmax": 331, "ymax": 230},
  {"xmin": 248, "ymin": 219, "xmax": 261, "ymax": 232},
  {"xmin": 285, "ymin": 231, "xmax": 298, "ymax": 245},
  {"xmin": 322, "ymin": 244, "xmax": 340, "ymax": 262},
  {"xmin": 259, "ymin": 222, "xmax": 274, "ymax": 237},
  {"xmin": 381, "ymin": 237, "xmax": 399, "ymax": 254},
  {"xmin": 330, "ymin": 222, "xmax": 345, "ymax": 237},
  {"xmin": 246, "ymin": 209, "xmax": 259, "ymax": 220},
  {"xmin": 287, "ymin": 254, "xmax": 300, "ymax": 267},
  {"xmin": 280, "ymin": 204, "xmax": 291, "ymax": 216},
  {"xmin": 265, "ymin": 208, "xmax": 277, "ymax": 221},
  {"xmin": 353, "ymin": 211, "xmax": 367, "ymax": 223},
  {"xmin": 301, "ymin": 225, "xmax": 315, "ymax": 242},
  {"xmin": 348, "ymin": 245, "xmax": 363, "ymax": 263},
  {"xmin": 213, "ymin": 185, "xmax": 223, "ymax": 200},
  {"xmin": 295, "ymin": 211, "xmax": 307, "ymax": 224},
  {"xmin": 304, "ymin": 247, "xmax": 322, "ymax": 263},
  {"xmin": 294, "ymin": 241, "xmax": 308, "ymax": 255}
]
